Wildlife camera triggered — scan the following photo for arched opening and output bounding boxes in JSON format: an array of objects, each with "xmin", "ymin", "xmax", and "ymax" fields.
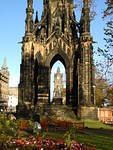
[
  {"xmin": 50, "ymin": 61, "xmax": 66, "ymax": 104},
  {"xmin": 50, "ymin": 55, "xmax": 66, "ymax": 105}
]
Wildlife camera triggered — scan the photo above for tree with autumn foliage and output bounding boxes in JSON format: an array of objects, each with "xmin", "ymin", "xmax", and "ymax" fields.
[
  {"xmin": 95, "ymin": 69, "xmax": 109, "ymax": 106},
  {"xmin": 95, "ymin": 0, "xmax": 113, "ymax": 106},
  {"xmin": 94, "ymin": 66, "xmax": 113, "ymax": 106}
]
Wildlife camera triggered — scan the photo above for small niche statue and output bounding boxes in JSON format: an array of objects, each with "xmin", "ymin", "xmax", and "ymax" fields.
[{"xmin": 53, "ymin": 67, "xmax": 63, "ymax": 98}]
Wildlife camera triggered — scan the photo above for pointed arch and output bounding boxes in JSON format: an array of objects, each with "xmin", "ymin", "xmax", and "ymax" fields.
[{"xmin": 46, "ymin": 49, "xmax": 70, "ymax": 69}]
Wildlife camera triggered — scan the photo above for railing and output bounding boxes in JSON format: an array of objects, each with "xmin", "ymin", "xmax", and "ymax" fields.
[
  {"xmin": 40, "ymin": 119, "xmax": 84, "ymax": 133},
  {"xmin": 19, "ymin": 121, "xmax": 28, "ymax": 131}
]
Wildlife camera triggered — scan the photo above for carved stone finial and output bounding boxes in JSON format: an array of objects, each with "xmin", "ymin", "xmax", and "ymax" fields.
[
  {"xmin": 25, "ymin": 0, "xmax": 33, "ymax": 35},
  {"xmin": 83, "ymin": 0, "xmax": 89, "ymax": 8},
  {"xmin": 28, "ymin": 0, "xmax": 33, "ymax": 8},
  {"xmin": 35, "ymin": 11, "xmax": 39, "ymax": 24}
]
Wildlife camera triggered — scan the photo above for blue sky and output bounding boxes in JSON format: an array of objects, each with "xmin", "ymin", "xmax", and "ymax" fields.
[{"xmin": 0, "ymin": 0, "xmax": 105, "ymax": 87}]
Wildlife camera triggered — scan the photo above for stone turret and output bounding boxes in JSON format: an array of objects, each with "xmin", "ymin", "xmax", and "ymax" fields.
[
  {"xmin": 79, "ymin": 0, "xmax": 94, "ymax": 106},
  {"xmin": 18, "ymin": 0, "xmax": 34, "ymax": 106},
  {"xmin": 80, "ymin": 0, "xmax": 90, "ymax": 34},
  {"xmin": 25, "ymin": 0, "xmax": 34, "ymax": 36}
]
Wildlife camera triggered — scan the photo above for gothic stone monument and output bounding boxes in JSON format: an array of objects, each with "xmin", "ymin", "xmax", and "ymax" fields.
[{"xmin": 18, "ymin": 0, "xmax": 97, "ymax": 119}]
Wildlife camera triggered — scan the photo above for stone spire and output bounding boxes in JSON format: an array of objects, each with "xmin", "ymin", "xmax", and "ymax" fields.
[
  {"xmin": 35, "ymin": 11, "xmax": 39, "ymax": 24},
  {"xmin": 2, "ymin": 57, "xmax": 7, "ymax": 69},
  {"xmin": 1, "ymin": 57, "xmax": 9, "ymax": 76},
  {"xmin": 25, "ymin": 0, "xmax": 34, "ymax": 35},
  {"xmin": 79, "ymin": 0, "xmax": 94, "ymax": 106},
  {"xmin": 80, "ymin": 0, "xmax": 90, "ymax": 34}
]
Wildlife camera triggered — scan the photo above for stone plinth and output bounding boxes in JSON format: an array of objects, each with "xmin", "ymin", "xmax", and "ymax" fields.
[
  {"xmin": 78, "ymin": 106, "xmax": 98, "ymax": 120},
  {"xmin": 34, "ymin": 104, "xmax": 76, "ymax": 121},
  {"xmin": 52, "ymin": 98, "xmax": 62, "ymax": 105},
  {"xmin": 16, "ymin": 102, "xmax": 34, "ymax": 118}
]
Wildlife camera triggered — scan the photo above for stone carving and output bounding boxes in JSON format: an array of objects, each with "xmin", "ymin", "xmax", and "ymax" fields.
[
  {"xmin": 28, "ymin": 0, "xmax": 33, "ymax": 8},
  {"xmin": 53, "ymin": 67, "xmax": 63, "ymax": 98}
]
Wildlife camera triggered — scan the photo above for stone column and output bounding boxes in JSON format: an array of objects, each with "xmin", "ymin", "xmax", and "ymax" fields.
[
  {"xmin": 37, "ymin": 66, "xmax": 49, "ymax": 105},
  {"xmin": 80, "ymin": 34, "xmax": 94, "ymax": 106},
  {"xmin": 19, "ymin": 42, "xmax": 34, "ymax": 106}
]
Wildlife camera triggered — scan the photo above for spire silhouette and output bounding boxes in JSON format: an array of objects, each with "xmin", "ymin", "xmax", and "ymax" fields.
[
  {"xmin": 0, "ymin": 57, "xmax": 9, "ymax": 76},
  {"xmin": 2, "ymin": 57, "xmax": 7, "ymax": 69},
  {"xmin": 35, "ymin": 11, "xmax": 39, "ymax": 24}
]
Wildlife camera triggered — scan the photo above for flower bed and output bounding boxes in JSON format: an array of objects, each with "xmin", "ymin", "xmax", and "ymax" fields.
[{"xmin": 5, "ymin": 137, "xmax": 96, "ymax": 149}]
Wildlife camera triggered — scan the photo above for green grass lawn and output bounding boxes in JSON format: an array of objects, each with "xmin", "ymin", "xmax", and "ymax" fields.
[
  {"xmin": 45, "ymin": 127, "xmax": 113, "ymax": 150},
  {"xmin": 45, "ymin": 119, "xmax": 113, "ymax": 150},
  {"xmin": 82, "ymin": 120, "xmax": 113, "ymax": 150},
  {"xmin": 84, "ymin": 119, "xmax": 113, "ymax": 130},
  {"xmin": 72, "ymin": 133, "xmax": 113, "ymax": 150}
]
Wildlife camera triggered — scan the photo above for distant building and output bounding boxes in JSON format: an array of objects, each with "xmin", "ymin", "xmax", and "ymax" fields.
[
  {"xmin": 0, "ymin": 58, "xmax": 9, "ymax": 111},
  {"xmin": 8, "ymin": 87, "xmax": 18, "ymax": 112},
  {"xmin": 98, "ymin": 108, "xmax": 113, "ymax": 123},
  {"xmin": 9, "ymin": 87, "xmax": 18, "ymax": 97},
  {"xmin": 53, "ymin": 67, "xmax": 63, "ymax": 98}
]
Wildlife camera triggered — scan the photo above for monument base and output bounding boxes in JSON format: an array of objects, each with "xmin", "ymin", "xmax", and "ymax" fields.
[
  {"xmin": 17, "ymin": 103, "xmax": 98, "ymax": 121},
  {"xmin": 78, "ymin": 106, "xmax": 98, "ymax": 120},
  {"xmin": 52, "ymin": 97, "xmax": 62, "ymax": 105},
  {"xmin": 16, "ymin": 102, "xmax": 34, "ymax": 119},
  {"xmin": 34, "ymin": 104, "xmax": 76, "ymax": 121}
]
